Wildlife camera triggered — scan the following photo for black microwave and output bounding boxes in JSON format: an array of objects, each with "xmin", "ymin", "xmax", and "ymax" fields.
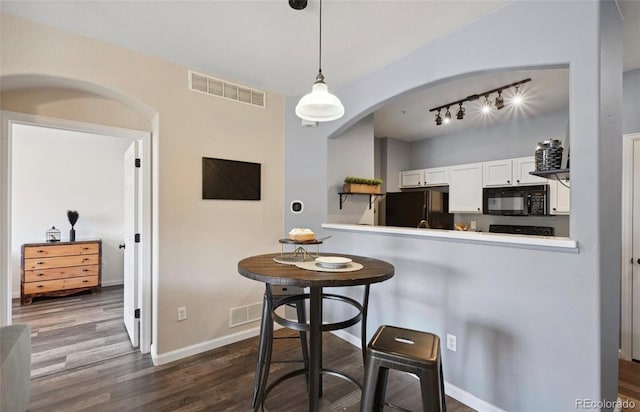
[{"xmin": 483, "ymin": 185, "xmax": 548, "ymax": 216}]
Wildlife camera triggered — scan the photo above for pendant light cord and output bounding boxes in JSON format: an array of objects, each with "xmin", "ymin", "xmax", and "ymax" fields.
[{"xmin": 318, "ymin": 0, "xmax": 323, "ymax": 75}]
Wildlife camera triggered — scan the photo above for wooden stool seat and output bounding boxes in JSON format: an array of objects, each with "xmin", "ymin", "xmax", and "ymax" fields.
[{"xmin": 361, "ymin": 325, "xmax": 446, "ymax": 412}]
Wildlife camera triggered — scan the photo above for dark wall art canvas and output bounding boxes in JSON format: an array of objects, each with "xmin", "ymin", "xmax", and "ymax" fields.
[{"xmin": 202, "ymin": 157, "xmax": 261, "ymax": 201}]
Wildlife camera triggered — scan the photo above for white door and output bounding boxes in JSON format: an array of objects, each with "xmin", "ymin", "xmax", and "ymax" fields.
[
  {"xmin": 449, "ymin": 163, "xmax": 483, "ymax": 213},
  {"xmin": 123, "ymin": 141, "xmax": 139, "ymax": 347},
  {"xmin": 633, "ymin": 140, "xmax": 640, "ymax": 360},
  {"xmin": 483, "ymin": 159, "xmax": 512, "ymax": 187}
]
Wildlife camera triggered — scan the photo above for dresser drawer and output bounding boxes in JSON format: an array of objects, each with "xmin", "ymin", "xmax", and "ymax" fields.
[
  {"xmin": 23, "ymin": 243, "xmax": 99, "ymax": 259},
  {"xmin": 24, "ymin": 254, "xmax": 100, "ymax": 270},
  {"xmin": 23, "ymin": 275, "xmax": 99, "ymax": 294},
  {"xmin": 24, "ymin": 265, "xmax": 99, "ymax": 282}
]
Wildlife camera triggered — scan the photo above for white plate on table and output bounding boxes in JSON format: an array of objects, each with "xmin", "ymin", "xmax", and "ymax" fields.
[{"xmin": 315, "ymin": 256, "xmax": 352, "ymax": 269}]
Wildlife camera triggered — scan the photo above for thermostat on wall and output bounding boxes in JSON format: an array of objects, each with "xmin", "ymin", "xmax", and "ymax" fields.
[{"xmin": 290, "ymin": 200, "xmax": 304, "ymax": 214}]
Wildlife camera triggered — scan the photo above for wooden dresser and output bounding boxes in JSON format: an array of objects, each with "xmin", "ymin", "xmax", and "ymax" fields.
[{"xmin": 21, "ymin": 240, "xmax": 102, "ymax": 305}]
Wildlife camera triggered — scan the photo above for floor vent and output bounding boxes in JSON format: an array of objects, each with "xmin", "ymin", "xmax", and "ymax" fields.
[
  {"xmin": 189, "ymin": 70, "xmax": 266, "ymax": 108},
  {"xmin": 229, "ymin": 302, "xmax": 263, "ymax": 328}
]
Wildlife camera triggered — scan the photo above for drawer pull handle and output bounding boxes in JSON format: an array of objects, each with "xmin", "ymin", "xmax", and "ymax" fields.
[
  {"xmin": 82, "ymin": 258, "xmax": 89, "ymax": 262},
  {"xmin": 37, "ymin": 273, "xmax": 44, "ymax": 277},
  {"xmin": 37, "ymin": 285, "xmax": 44, "ymax": 288},
  {"xmin": 83, "ymin": 280, "xmax": 89, "ymax": 283},
  {"xmin": 83, "ymin": 247, "xmax": 90, "ymax": 250},
  {"xmin": 37, "ymin": 262, "xmax": 44, "ymax": 265},
  {"xmin": 37, "ymin": 250, "xmax": 45, "ymax": 253},
  {"xmin": 83, "ymin": 269, "xmax": 89, "ymax": 272}
]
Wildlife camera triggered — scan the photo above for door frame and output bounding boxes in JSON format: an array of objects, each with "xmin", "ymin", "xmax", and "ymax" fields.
[
  {"xmin": 0, "ymin": 110, "xmax": 153, "ymax": 354},
  {"xmin": 621, "ymin": 132, "xmax": 640, "ymax": 360}
]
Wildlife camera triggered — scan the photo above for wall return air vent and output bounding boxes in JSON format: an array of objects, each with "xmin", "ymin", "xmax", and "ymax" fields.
[{"xmin": 189, "ymin": 70, "xmax": 266, "ymax": 108}]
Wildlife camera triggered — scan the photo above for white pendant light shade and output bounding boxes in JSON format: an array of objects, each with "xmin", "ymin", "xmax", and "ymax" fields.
[{"xmin": 295, "ymin": 75, "xmax": 344, "ymax": 122}]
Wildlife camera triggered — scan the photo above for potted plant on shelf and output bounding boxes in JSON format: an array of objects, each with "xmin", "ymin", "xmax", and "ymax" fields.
[{"xmin": 343, "ymin": 176, "xmax": 383, "ymax": 194}]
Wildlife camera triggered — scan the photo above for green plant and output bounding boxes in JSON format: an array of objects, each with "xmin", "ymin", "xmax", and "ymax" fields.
[{"xmin": 344, "ymin": 176, "xmax": 383, "ymax": 186}]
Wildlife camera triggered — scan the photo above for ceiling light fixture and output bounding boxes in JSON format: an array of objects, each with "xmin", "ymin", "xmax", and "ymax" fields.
[
  {"xmin": 444, "ymin": 107, "xmax": 452, "ymax": 124},
  {"xmin": 481, "ymin": 95, "xmax": 492, "ymax": 114},
  {"xmin": 512, "ymin": 85, "xmax": 523, "ymax": 105},
  {"xmin": 295, "ymin": 0, "xmax": 344, "ymax": 122},
  {"xmin": 435, "ymin": 109, "xmax": 443, "ymax": 126},
  {"xmin": 495, "ymin": 90, "xmax": 505, "ymax": 110},
  {"xmin": 429, "ymin": 78, "xmax": 531, "ymax": 125},
  {"xmin": 456, "ymin": 102, "xmax": 465, "ymax": 119}
]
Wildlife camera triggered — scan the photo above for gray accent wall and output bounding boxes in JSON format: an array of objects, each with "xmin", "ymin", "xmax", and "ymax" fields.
[
  {"xmin": 623, "ymin": 68, "xmax": 640, "ymax": 135},
  {"xmin": 285, "ymin": 1, "xmax": 622, "ymax": 410}
]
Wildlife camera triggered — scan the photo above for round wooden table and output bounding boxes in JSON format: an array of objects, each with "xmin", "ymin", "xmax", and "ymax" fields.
[{"xmin": 238, "ymin": 253, "xmax": 394, "ymax": 412}]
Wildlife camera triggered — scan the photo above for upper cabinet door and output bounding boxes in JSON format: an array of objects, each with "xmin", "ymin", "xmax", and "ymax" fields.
[
  {"xmin": 399, "ymin": 169, "xmax": 424, "ymax": 188},
  {"xmin": 549, "ymin": 179, "xmax": 570, "ymax": 215},
  {"xmin": 513, "ymin": 156, "xmax": 548, "ymax": 185},
  {"xmin": 449, "ymin": 162, "xmax": 483, "ymax": 213},
  {"xmin": 483, "ymin": 159, "xmax": 513, "ymax": 187},
  {"xmin": 423, "ymin": 167, "xmax": 449, "ymax": 186}
]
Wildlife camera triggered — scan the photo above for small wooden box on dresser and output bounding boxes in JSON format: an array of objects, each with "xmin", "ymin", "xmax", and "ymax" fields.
[{"xmin": 21, "ymin": 240, "xmax": 102, "ymax": 305}]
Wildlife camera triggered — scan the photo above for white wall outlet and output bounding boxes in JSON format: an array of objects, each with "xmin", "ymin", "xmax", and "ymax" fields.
[
  {"xmin": 446, "ymin": 333, "xmax": 457, "ymax": 352},
  {"xmin": 177, "ymin": 306, "xmax": 187, "ymax": 321},
  {"xmin": 470, "ymin": 220, "xmax": 477, "ymax": 230}
]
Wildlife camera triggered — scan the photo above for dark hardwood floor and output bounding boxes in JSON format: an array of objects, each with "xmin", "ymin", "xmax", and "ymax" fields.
[
  {"xmin": 14, "ymin": 286, "xmax": 475, "ymax": 411},
  {"xmin": 15, "ymin": 286, "xmax": 638, "ymax": 411},
  {"xmin": 620, "ymin": 359, "xmax": 640, "ymax": 412}
]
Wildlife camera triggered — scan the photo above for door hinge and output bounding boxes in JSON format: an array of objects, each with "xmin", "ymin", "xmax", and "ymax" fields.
[
  {"xmin": 134, "ymin": 308, "xmax": 140, "ymax": 319},
  {"xmin": 135, "ymin": 233, "xmax": 141, "ymax": 243},
  {"xmin": 135, "ymin": 158, "xmax": 141, "ymax": 168}
]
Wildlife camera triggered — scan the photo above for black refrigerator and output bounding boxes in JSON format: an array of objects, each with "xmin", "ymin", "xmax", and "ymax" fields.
[{"xmin": 385, "ymin": 190, "xmax": 454, "ymax": 229}]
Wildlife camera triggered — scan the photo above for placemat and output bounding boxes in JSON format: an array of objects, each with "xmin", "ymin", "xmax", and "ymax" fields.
[{"xmin": 294, "ymin": 261, "xmax": 364, "ymax": 273}]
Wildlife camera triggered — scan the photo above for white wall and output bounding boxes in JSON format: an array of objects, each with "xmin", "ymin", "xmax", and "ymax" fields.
[{"xmin": 11, "ymin": 124, "xmax": 131, "ymax": 296}]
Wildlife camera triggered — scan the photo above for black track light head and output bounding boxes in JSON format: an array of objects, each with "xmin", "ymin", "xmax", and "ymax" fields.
[
  {"xmin": 435, "ymin": 110, "xmax": 443, "ymax": 126},
  {"xmin": 495, "ymin": 90, "xmax": 505, "ymax": 110},
  {"xmin": 456, "ymin": 103, "xmax": 465, "ymax": 120}
]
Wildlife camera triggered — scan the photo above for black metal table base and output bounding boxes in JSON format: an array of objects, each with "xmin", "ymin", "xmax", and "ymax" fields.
[{"xmin": 254, "ymin": 284, "xmax": 370, "ymax": 412}]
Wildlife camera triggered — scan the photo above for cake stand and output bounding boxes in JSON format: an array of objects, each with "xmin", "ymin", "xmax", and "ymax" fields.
[{"xmin": 274, "ymin": 238, "xmax": 324, "ymax": 265}]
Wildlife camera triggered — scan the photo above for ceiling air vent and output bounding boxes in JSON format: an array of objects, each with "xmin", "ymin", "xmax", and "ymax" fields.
[{"xmin": 188, "ymin": 70, "xmax": 266, "ymax": 109}]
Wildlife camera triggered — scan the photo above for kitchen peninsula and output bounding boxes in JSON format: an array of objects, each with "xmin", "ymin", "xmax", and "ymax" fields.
[{"xmin": 322, "ymin": 223, "xmax": 578, "ymax": 252}]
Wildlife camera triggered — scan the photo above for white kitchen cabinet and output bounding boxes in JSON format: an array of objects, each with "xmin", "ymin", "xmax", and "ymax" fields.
[
  {"xmin": 549, "ymin": 178, "xmax": 570, "ymax": 215},
  {"xmin": 449, "ymin": 162, "xmax": 483, "ymax": 213},
  {"xmin": 513, "ymin": 156, "xmax": 548, "ymax": 185},
  {"xmin": 483, "ymin": 159, "xmax": 513, "ymax": 187},
  {"xmin": 423, "ymin": 167, "xmax": 449, "ymax": 186},
  {"xmin": 399, "ymin": 169, "xmax": 424, "ymax": 188},
  {"xmin": 400, "ymin": 167, "xmax": 449, "ymax": 188}
]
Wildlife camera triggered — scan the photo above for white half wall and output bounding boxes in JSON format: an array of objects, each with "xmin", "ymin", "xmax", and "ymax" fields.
[{"xmin": 11, "ymin": 124, "xmax": 131, "ymax": 295}]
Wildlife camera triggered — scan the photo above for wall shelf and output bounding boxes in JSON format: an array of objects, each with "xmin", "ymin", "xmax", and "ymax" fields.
[
  {"xmin": 529, "ymin": 169, "xmax": 570, "ymax": 181},
  {"xmin": 338, "ymin": 192, "xmax": 385, "ymax": 209}
]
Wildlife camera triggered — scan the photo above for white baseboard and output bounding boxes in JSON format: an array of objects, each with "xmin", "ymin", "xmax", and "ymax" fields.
[
  {"xmin": 152, "ymin": 326, "xmax": 261, "ymax": 366},
  {"xmin": 330, "ymin": 330, "xmax": 505, "ymax": 412}
]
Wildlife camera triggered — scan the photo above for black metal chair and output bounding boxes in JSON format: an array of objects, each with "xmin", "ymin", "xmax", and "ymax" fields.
[
  {"xmin": 251, "ymin": 285, "xmax": 309, "ymax": 410},
  {"xmin": 360, "ymin": 325, "xmax": 446, "ymax": 412}
]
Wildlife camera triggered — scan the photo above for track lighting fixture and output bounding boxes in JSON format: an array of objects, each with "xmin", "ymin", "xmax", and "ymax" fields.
[
  {"xmin": 429, "ymin": 78, "xmax": 531, "ymax": 126},
  {"xmin": 495, "ymin": 90, "xmax": 505, "ymax": 110},
  {"xmin": 456, "ymin": 102, "xmax": 465, "ymax": 119},
  {"xmin": 435, "ymin": 109, "xmax": 443, "ymax": 126},
  {"xmin": 512, "ymin": 86, "xmax": 523, "ymax": 105},
  {"xmin": 481, "ymin": 95, "xmax": 491, "ymax": 113}
]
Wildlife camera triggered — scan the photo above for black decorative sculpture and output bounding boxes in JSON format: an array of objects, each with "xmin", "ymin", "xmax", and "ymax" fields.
[{"xmin": 67, "ymin": 210, "xmax": 79, "ymax": 242}]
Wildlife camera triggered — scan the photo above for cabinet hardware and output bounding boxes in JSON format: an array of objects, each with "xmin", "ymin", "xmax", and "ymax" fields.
[
  {"xmin": 37, "ymin": 250, "xmax": 45, "ymax": 253},
  {"xmin": 37, "ymin": 273, "xmax": 44, "ymax": 277},
  {"xmin": 507, "ymin": 180, "xmax": 510, "ymax": 184},
  {"xmin": 37, "ymin": 262, "xmax": 44, "ymax": 265},
  {"xmin": 637, "ymin": 258, "xmax": 640, "ymax": 264},
  {"xmin": 83, "ymin": 280, "xmax": 89, "ymax": 283},
  {"xmin": 516, "ymin": 180, "xmax": 520, "ymax": 183},
  {"xmin": 37, "ymin": 285, "xmax": 43, "ymax": 288},
  {"xmin": 83, "ymin": 269, "xmax": 89, "ymax": 272}
]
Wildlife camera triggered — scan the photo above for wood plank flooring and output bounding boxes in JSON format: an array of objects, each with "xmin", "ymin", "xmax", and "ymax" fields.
[
  {"xmin": 620, "ymin": 359, "xmax": 640, "ymax": 412},
  {"xmin": 13, "ymin": 286, "xmax": 638, "ymax": 411}
]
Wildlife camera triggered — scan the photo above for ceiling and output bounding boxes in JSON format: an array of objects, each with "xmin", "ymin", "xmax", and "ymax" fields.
[{"xmin": 1, "ymin": 1, "xmax": 638, "ymax": 142}]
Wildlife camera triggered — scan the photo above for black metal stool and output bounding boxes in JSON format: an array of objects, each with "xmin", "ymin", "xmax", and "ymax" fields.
[
  {"xmin": 251, "ymin": 285, "xmax": 309, "ymax": 410},
  {"xmin": 360, "ymin": 325, "xmax": 446, "ymax": 412}
]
